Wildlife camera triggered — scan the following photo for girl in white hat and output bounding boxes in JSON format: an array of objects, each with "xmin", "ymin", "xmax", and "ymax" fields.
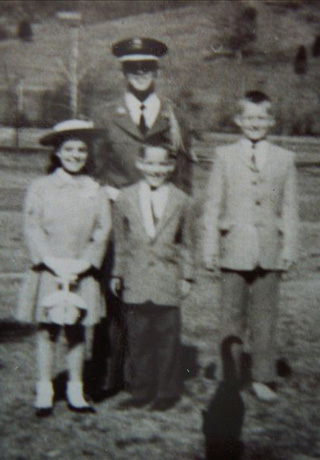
[{"xmin": 17, "ymin": 119, "xmax": 111, "ymax": 416}]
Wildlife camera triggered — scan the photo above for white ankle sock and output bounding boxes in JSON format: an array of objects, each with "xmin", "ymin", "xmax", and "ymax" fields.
[
  {"xmin": 67, "ymin": 381, "xmax": 89, "ymax": 408},
  {"xmin": 35, "ymin": 381, "xmax": 54, "ymax": 409}
]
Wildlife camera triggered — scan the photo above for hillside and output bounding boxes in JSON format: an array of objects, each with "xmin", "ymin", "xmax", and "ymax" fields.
[{"xmin": 0, "ymin": 1, "xmax": 320, "ymax": 134}]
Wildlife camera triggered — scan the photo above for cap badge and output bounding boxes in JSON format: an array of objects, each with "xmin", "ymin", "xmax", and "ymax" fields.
[{"xmin": 132, "ymin": 38, "xmax": 142, "ymax": 49}]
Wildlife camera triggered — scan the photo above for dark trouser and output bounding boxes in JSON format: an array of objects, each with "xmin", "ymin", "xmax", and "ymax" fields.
[
  {"xmin": 91, "ymin": 235, "xmax": 127, "ymax": 393},
  {"xmin": 125, "ymin": 302, "xmax": 181, "ymax": 400},
  {"xmin": 91, "ymin": 290, "xmax": 126, "ymax": 392},
  {"xmin": 220, "ymin": 268, "xmax": 280, "ymax": 383}
]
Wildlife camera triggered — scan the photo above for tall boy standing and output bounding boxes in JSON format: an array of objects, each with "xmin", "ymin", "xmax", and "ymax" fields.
[
  {"xmin": 111, "ymin": 145, "xmax": 194, "ymax": 410},
  {"xmin": 203, "ymin": 91, "xmax": 298, "ymax": 401}
]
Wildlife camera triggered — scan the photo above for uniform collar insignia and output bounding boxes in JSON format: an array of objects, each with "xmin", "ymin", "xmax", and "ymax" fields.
[{"xmin": 116, "ymin": 105, "xmax": 127, "ymax": 116}]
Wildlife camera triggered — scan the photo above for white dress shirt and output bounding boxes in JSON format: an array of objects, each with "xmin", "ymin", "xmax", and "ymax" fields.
[
  {"xmin": 139, "ymin": 181, "xmax": 169, "ymax": 239},
  {"xmin": 125, "ymin": 92, "xmax": 161, "ymax": 128}
]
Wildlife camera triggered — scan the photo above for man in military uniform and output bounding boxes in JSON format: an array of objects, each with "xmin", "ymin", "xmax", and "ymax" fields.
[
  {"xmin": 93, "ymin": 37, "xmax": 195, "ymax": 196},
  {"xmin": 91, "ymin": 38, "xmax": 196, "ymax": 398}
]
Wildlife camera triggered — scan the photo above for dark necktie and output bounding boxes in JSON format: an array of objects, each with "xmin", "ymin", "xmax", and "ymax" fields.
[
  {"xmin": 251, "ymin": 142, "xmax": 258, "ymax": 170},
  {"xmin": 150, "ymin": 190, "xmax": 159, "ymax": 227},
  {"xmin": 139, "ymin": 104, "xmax": 148, "ymax": 136}
]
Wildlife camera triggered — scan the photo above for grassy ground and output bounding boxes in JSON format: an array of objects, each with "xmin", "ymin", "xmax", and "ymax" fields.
[{"xmin": 1, "ymin": 140, "xmax": 320, "ymax": 459}]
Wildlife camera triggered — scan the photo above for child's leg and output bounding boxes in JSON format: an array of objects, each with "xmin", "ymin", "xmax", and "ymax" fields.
[
  {"xmin": 35, "ymin": 324, "xmax": 60, "ymax": 410},
  {"xmin": 218, "ymin": 270, "xmax": 250, "ymax": 382},
  {"xmin": 154, "ymin": 306, "xmax": 181, "ymax": 401},
  {"xmin": 65, "ymin": 325, "xmax": 94, "ymax": 411},
  {"xmin": 125, "ymin": 303, "xmax": 156, "ymax": 401},
  {"xmin": 249, "ymin": 270, "xmax": 280, "ymax": 402},
  {"xmin": 249, "ymin": 270, "xmax": 280, "ymax": 383},
  {"xmin": 65, "ymin": 325, "xmax": 86, "ymax": 382}
]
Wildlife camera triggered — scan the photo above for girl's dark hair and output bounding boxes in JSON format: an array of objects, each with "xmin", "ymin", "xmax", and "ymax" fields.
[{"xmin": 46, "ymin": 136, "xmax": 96, "ymax": 176}]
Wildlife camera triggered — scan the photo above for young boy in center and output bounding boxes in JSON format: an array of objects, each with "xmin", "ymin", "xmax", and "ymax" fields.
[
  {"xmin": 202, "ymin": 91, "xmax": 298, "ymax": 402},
  {"xmin": 111, "ymin": 144, "xmax": 194, "ymax": 411}
]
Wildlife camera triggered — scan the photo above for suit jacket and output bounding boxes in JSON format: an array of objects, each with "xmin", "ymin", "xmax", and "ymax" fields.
[
  {"xmin": 112, "ymin": 182, "xmax": 194, "ymax": 305},
  {"xmin": 91, "ymin": 96, "xmax": 193, "ymax": 194},
  {"xmin": 17, "ymin": 169, "xmax": 111, "ymax": 325},
  {"xmin": 202, "ymin": 139, "xmax": 299, "ymax": 271}
]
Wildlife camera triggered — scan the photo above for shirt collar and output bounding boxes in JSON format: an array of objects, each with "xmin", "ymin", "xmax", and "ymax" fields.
[
  {"xmin": 140, "ymin": 180, "xmax": 169, "ymax": 195},
  {"xmin": 53, "ymin": 168, "xmax": 97, "ymax": 191},
  {"xmin": 125, "ymin": 91, "xmax": 159, "ymax": 109},
  {"xmin": 240, "ymin": 138, "xmax": 269, "ymax": 153}
]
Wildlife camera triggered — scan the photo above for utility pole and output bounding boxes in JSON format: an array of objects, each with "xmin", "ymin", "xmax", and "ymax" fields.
[{"xmin": 56, "ymin": 11, "xmax": 82, "ymax": 118}]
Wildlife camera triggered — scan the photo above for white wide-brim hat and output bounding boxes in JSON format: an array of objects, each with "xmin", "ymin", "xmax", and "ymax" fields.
[{"xmin": 40, "ymin": 119, "xmax": 104, "ymax": 147}]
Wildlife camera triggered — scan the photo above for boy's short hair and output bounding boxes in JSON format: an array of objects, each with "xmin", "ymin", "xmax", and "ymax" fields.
[
  {"xmin": 243, "ymin": 90, "xmax": 271, "ymax": 104},
  {"xmin": 237, "ymin": 90, "xmax": 274, "ymax": 116},
  {"xmin": 139, "ymin": 144, "xmax": 176, "ymax": 162}
]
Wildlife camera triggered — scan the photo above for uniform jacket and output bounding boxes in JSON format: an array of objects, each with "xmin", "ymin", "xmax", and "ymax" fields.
[
  {"xmin": 112, "ymin": 181, "xmax": 194, "ymax": 305},
  {"xmin": 202, "ymin": 139, "xmax": 299, "ymax": 271},
  {"xmin": 92, "ymin": 96, "xmax": 193, "ymax": 194},
  {"xmin": 17, "ymin": 169, "xmax": 111, "ymax": 325}
]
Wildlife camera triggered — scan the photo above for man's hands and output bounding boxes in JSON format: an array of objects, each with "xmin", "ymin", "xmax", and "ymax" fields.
[
  {"xmin": 110, "ymin": 277, "xmax": 122, "ymax": 297},
  {"xmin": 203, "ymin": 254, "xmax": 219, "ymax": 272}
]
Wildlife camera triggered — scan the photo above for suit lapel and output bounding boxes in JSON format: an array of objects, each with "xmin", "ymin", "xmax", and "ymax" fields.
[
  {"xmin": 112, "ymin": 99, "xmax": 170, "ymax": 142},
  {"xmin": 112, "ymin": 104, "xmax": 144, "ymax": 141},
  {"xmin": 146, "ymin": 102, "xmax": 170, "ymax": 138},
  {"xmin": 236, "ymin": 139, "xmax": 272, "ymax": 173},
  {"xmin": 127, "ymin": 184, "xmax": 151, "ymax": 241},
  {"xmin": 138, "ymin": 182, "xmax": 157, "ymax": 240},
  {"xmin": 154, "ymin": 184, "xmax": 180, "ymax": 240}
]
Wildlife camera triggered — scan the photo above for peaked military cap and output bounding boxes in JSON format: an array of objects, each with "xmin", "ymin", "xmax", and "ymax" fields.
[{"xmin": 112, "ymin": 37, "xmax": 168, "ymax": 61}]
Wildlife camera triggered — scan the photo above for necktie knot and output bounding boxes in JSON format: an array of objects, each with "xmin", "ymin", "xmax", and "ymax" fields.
[{"xmin": 140, "ymin": 104, "xmax": 146, "ymax": 111}]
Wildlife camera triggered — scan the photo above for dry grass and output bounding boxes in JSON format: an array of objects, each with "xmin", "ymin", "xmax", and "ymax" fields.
[{"xmin": 1, "ymin": 142, "xmax": 320, "ymax": 459}]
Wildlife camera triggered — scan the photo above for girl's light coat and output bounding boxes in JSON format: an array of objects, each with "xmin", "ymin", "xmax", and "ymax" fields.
[{"xmin": 17, "ymin": 168, "xmax": 111, "ymax": 326}]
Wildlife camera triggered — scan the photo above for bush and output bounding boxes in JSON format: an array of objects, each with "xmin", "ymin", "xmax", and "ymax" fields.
[
  {"xmin": 312, "ymin": 35, "xmax": 320, "ymax": 57},
  {"xmin": 0, "ymin": 23, "xmax": 10, "ymax": 41},
  {"xmin": 40, "ymin": 85, "xmax": 71, "ymax": 127},
  {"xmin": 17, "ymin": 20, "xmax": 33, "ymax": 42},
  {"xmin": 294, "ymin": 45, "xmax": 308, "ymax": 75},
  {"xmin": 228, "ymin": 6, "xmax": 258, "ymax": 54}
]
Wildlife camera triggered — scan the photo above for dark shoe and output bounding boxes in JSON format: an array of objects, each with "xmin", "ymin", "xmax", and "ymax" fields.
[
  {"xmin": 67, "ymin": 403, "xmax": 96, "ymax": 414},
  {"xmin": 151, "ymin": 397, "xmax": 179, "ymax": 411},
  {"xmin": 35, "ymin": 407, "xmax": 53, "ymax": 417},
  {"xmin": 90, "ymin": 387, "xmax": 120, "ymax": 403},
  {"xmin": 117, "ymin": 397, "xmax": 152, "ymax": 410}
]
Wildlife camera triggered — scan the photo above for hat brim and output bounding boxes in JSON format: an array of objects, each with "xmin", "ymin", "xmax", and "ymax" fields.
[{"xmin": 40, "ymin": 128, "xmax": 104, "ymax": 147}]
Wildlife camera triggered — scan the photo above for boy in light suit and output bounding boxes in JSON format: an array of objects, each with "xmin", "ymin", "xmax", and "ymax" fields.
[
  {"xmin": 203, "ymin": 91, "xmax": 298, "ymax": 402},
  {"xmin": 111, "ymin": 144, "xmax": 194, "ymax": 411}
]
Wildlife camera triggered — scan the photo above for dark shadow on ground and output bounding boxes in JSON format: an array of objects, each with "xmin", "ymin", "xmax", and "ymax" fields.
[
  {"xmin": 204, "ymin": 355, "xmax": 292, "ymax": 381},
  {"xmin": 202, "ymin": 336, "xmax": 245, "ymax": 460}
]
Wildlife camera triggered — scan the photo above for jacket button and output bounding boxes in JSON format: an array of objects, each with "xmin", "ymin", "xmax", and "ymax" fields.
[{"xmin": 255, "ymin": 200, "xmax": 261, "ymax": 206}]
